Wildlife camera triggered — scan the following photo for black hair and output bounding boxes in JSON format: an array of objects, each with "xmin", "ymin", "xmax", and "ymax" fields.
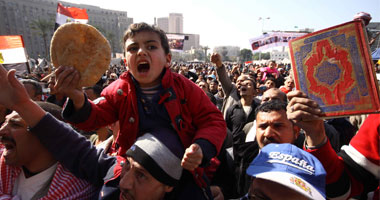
[
  {"xmin": 210, "ymin": 79, "xmax": 219, "ymax": 84},
  {"xmin": 36, "ymin": 101, "xmax": 63, "ymax": 121},
  {"xmin": 262, "ymin": 88, "xmax": 288, "ymax": 102},
  {"xmin": 254, "ymin": 99, "xmax": 287, "ymax": 120},
  {"xmin": 83, "ymin": 84, "xmax": 103, "ymax": 98},
  {"xmin": 20, "ymin": 79, "xmax": 43, "ymax": 95},
  {"xmin": 264, "ymin": 76, "xmax": 276, "ymax": 83}
]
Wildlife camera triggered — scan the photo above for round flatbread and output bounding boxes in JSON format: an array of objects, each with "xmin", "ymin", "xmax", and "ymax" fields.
[{"xmin": 50, "ymin": 23, "xmax": 111, "ymax": 87}]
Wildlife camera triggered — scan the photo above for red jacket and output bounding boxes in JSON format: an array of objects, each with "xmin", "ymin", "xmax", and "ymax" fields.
[
  {"xmin": 70, "ymin": 68, "xmax": 226, "ymax": 156},
  {"xmin": 306, "ymin": 114, "xmax": 379, "ymax": 200}
]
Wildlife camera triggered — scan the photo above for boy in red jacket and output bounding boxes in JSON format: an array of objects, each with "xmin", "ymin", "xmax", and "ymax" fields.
[{"xmin": 53, "ymin": 23, "xmax": 226, "ymax": 199}]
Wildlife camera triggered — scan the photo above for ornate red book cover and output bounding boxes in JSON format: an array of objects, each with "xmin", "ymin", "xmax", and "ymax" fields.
[{"xmin": 289, "ymin": 21, "xmax": 380, "ymax": 117}]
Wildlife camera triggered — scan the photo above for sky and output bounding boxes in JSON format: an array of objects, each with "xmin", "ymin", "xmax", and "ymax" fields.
[{"xmin": 63, "ymin": 0, "xmax": 380, "ymax": 50}]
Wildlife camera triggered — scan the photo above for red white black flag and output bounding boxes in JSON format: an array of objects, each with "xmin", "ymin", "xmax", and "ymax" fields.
[
  {"xmin": 0, "ymin": 35, "xmax": 30, "ymax": 76},
  {"xmin": 55, "ymin": 3, "xmax": 88, "ymax": 30}
]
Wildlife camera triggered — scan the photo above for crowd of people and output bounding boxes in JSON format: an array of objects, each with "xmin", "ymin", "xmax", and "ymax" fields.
[{"xmin": 0, "ymin": 12, "xmax": 379, "ymax": 200}]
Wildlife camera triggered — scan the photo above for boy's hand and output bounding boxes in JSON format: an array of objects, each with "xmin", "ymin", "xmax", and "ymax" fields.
[
  {"xmin": 54, "ymin": 66, "xmax": 85, "ymax": 110},
  {"xmin": 211, "ymin": 186, "xmax": 224, "ymax": 200},
  {"xmin": 211, "ymin": 53, "xmax": 223, "ymax": 68},
  {"xmin": 181, "ymin": 143, "xmax": 203, "ymax": 171}
]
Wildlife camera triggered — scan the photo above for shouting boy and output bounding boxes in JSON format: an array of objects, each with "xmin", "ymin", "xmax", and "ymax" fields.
[{"xmin": 54, "ymin": 23, "xmax": 226, "ymax": 199}]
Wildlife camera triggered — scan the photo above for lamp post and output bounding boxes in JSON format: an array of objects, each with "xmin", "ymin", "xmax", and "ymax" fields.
[
  {"xmin": 258, "ymin": 17, "xmax": 270, "ymax": 61},
  {"xmin": 203, "ymin": 46, "xmax": 209, "ymax": 63},
  {"xmin": 258, "ymin": 17, "xmax": 270, "ymax": 33}
]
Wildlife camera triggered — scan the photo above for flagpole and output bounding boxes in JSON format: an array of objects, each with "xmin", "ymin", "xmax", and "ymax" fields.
[{"xmin": 21, "ymin": 36, "xmax": 31, "ymax": 74}]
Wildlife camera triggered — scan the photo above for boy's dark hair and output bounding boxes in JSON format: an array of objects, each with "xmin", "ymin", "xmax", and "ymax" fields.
[
  {"xmin": 36, "ymin": 101, "xmax": 63, "ymax": 121},
  {"xmin": 123, "ymin": 22, "xmax": 170, "ymax": 55},
  {"xmin": 254, "ymin": 99, "xmax": 287, "ymax": 120},
  {"xmin": 20, "ymin": 79, "xmax": 43, "ymax": 95}
]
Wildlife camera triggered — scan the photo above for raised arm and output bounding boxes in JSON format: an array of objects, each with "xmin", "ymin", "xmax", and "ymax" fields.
[
  {"xmin": 286, "ymin": 90, "xmax": 326, "ymax": 146},
  {"xmin": 31, "ymin": 113, "xmax": 116, "ymax": 186},
  {"xmin": 0, "ymin": 65, "xmax": 45, "ymax": 126},
  {"xmin": 288, "ymin": 89, "xmax": 380, "ymax": 199},
  {"xmin": 0, "ymin": 64, "xmax": 116, "ymax": 186},
  {"xmin": 211, "ymin": 53, "xmax": 234, "ymax": 97}
]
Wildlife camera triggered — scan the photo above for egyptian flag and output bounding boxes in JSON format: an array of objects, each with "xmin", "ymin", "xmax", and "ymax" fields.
[
  {"xmin": 55, "ymin": 3, "xmax": 88, "ymax": 30},
  {"xmin": 0, "ymin": 35, "xmax": 30, "ymax": 77}
]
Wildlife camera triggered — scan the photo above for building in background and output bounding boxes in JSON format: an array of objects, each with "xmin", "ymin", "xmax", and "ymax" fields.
[
  {"xmin": 156, "ymin": 13, "xmax": 184, "ymax": 34},
  {"xmin": 270, "ymin": 47, "xmax": 289, "ymax": 61},
  {"xmin": 183, "ymin": 33, "xmax": 200, "ymax": 51},
  {"xmin": 0, "ymin": 0, "xmax": 133, "ymax": 59},
  {"xmin": 155, "ymin": 13, "xmax": 199, "ymax": 51},
  {"xmin": 168, "ymin": 13, "xmax": 183, "ymax": 34},
  {"xmin": 156, "ymin": 17, "xmax": 169, "ymax": 33},
  {"xmin": 213, "ymin": 46, "xmax": 240, "ymax": 62}
]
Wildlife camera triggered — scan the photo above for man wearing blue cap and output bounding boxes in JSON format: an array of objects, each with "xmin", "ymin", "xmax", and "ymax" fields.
[
  {"xmin": 244, "ymin": 143, "xmax": 326, "ymax": 200},
  {"xmin": 232, "ymin": 92, "xmax": 330, "ymax": 197},
  {"xmin": 206, "ymin": 74, "xmax": 216, "ymax": 84}
]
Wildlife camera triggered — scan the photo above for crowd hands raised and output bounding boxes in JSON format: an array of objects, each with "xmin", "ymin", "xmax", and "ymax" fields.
[{"xmin": 0, "ymin": 21, "xmax": 379, "ymax": 200}]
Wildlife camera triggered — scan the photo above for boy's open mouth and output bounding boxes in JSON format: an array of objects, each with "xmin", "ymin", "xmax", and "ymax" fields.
[{"xmin": 138, "ymin": 62, "xmax": 150, "ymax": 73}]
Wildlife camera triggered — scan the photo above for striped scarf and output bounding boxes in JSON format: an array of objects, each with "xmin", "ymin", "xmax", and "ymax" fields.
[{"xmin": 0, "ymin": 152, "xmax": 96, "ymax": 199}]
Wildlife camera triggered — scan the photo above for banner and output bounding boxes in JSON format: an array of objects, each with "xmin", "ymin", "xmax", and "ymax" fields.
[
  {"xmin": 167, "ymin": 34, "xmax": 185, "ymax": 51},
  {"xmin": 0, "ymin": 35, "xmax": 29, "ymax": 76},
  {"xmin": 249, "ymin": 32, "xmax": 306, "ymax": 53},
  {"xmin": 55, "ymin": 3, "xmax": 88, "ymax": 30}
]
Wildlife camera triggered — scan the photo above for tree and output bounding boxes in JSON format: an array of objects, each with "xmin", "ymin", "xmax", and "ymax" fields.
[
  {"xmin": 253, "ymin": 52, "xmax": 270, "ymax": 60},
  {"xmin": 239, "ymin": 48, "xmax": 253, "ymax": 62},
  {"xmin": 202, "ymin": 46, "xmax": 209, "ymax": 63},
  {"xmin": 261, "ymin": 52, "xmax": 271, "ymax": 60},
  {"xmin": 30, "ymin": 19, "xmax": 54, "ymax": 59},
  {"xmin": 92, "ymin": 25, "xmax": 119, "ymax": 56},
  {"xmin": 194, "ymin": 50, "xmax": 204, "ymax": 61},
  {"xmin": 105, "ymin": 32, "xmax": 116, "ymax": 55}
]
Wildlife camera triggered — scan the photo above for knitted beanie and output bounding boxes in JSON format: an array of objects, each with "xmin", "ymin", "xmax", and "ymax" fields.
[{"xmin": 126, "ymin": 127, "xmax": 185, "ymax": 186}]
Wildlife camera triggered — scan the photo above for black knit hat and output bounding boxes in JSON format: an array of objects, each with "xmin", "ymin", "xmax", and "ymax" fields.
[{"xmin": 126, "ymin": 127, "xmax": 184, "ymax": 186}]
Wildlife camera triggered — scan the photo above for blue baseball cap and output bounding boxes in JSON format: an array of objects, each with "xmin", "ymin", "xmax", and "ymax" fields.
[
  {"xmin": 246, "ymin": 143, "xmax": 326, "ymax": 200},
  {"xmin": 207, "ymin": 74, "xmax": 216, "ymax": 80}
]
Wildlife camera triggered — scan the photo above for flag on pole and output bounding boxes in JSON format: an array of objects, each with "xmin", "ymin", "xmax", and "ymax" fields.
[
  {"xmin": 0, "ymin": 35, "xmax": 30, "ymax": 76},
  {"xmin": 55, "ymin": 3, "xmax": 88, "ymax": 30}
]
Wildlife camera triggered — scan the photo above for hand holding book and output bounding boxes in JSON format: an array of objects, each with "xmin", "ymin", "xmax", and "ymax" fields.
[
  {"xmin": 287, "ymin": 90, "xmax": 327, "ymax": 147},
  {"xmin": 289, "ymin": 20, "xmax": 380, "ymax": 118}
]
